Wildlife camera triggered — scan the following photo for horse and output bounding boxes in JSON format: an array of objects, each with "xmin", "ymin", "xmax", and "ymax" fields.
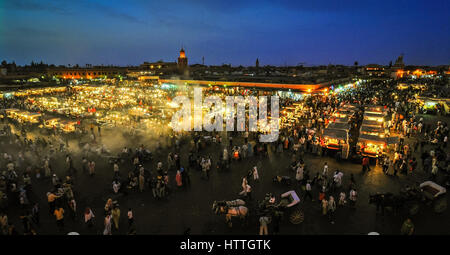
[
  {"xmin": 212, "ymin": 203, "xmax": 248, "ymax": 227},
  {"xmin": 369, "ymin": 193, "xmax": 404, "ymax": 215}
]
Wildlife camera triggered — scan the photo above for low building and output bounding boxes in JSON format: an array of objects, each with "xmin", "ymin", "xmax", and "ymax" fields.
[
  {"xmin": 364, "ymin": 64, "xmax": 386, "ymax": 77},
  {"xmin": 47, "ymin": 67, "xmax": 127, "ymax": 79}
]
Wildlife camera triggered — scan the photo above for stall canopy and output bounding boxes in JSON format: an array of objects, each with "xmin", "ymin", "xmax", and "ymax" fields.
[
  {"xmin": 361, "ymin": 120, "xmax": 383, "ymax": 127},
  {"xmin": 360, "ymin": 125, "xmax": 384, "ymax": 134},
  {"xmin": 365, "ymin": 105, "xmax": 385, "ymax": 113},
  {"xmin": 363, "ymin": 112, "xmax": 386, "ymax": 118},
  {"xmin": 358, "ymin": 134, "xmax": 386, "ymax": 145},
  {"xmin": 323, "ymin": 128, "xmax": 348, "ymax": 141},
  {"xmin": 327, "ymin": 122, "xmax": 350, "ymax": 131}
]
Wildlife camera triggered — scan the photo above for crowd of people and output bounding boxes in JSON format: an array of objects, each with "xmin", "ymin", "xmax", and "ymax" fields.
[{"xmin": 0, "ymin": 77, "xmax": 449, "ymax": 235}]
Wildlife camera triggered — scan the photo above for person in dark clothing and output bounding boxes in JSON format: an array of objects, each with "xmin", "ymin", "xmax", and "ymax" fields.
[
  {"xmin": 421, "ymin": 151, "xmax": 428, "ymax": 170},
  {"xmin": 272, "ymin": 212, "xmax": 282, "ymax": 234},
  {"xmin": 181, "ymin": 167, "xmax": 190, "ymax": 187},
  {"xmin": 31, "ymin": 203, "xmax": 40, "ymax": 226},
  {"xmin": 424, "ymin": 156, "xmax": 432, "ymax": 173},
  {"xmin": 20, "ymin": 211, "xmax": 32, "ymax": 234}
]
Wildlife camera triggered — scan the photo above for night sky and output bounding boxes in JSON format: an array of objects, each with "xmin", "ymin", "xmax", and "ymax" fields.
[{"xmin": 1, "ymin": 0, "xmax": 449, "ymax": 67}]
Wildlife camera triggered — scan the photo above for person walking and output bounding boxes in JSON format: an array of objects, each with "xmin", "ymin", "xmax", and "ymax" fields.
[
  {"xmin": 259, "ymin": 216, "xmax": 270, "ymax": 235},
  {"xmin": 338, "ymin": 192, "xmax": 346, "ymax": 206},
  {"xmin": 103, "ymin": 214, "xmax": 112, "ymax": 235},
  {"xmin": 349, "ymin": 188, "xmax": 357, "ymax": 208},
  {"xmin": 318, "ymin": 186, "xmax": 326, "ymax": 205},
  {"xmin": 328, "ymin": 196, "xmax": 336, "ymax": 224},
  {"xmin": 303, "ymin": 180, "xmax": 313, "ymax": 201},
  {"xmin": 181, "ymin": 167, "xmax": 190, "ymax": 187},
  {"xmin": 176, "ymin": 170, "xmax": 183, "ymax": 187},
  {"xmin": 252, "ymin": 166, "xmax": 259, "ymax": 182},
  {"xmin": 111, "ymin": 206, "xmax": 121, "ymax": 231},
  {"xmin": 82, "ymin": 157, "xmax": 88, "ymax": 174},
  {"xmin": 68, "ymin": 198, "xmax": 76, "ymax": 221},
  {"xmin": 138, "ymin": 172, "xmax": 145, "ymax": 192},
  {"xmin": 401, "ymin": 218, "xmax": 414, "ymax": 235},
  {"xmin": 84, "ymin": 207, "xmax": 95, "ymax": 228},
  {"xmin": 362, "ymin": 157, "xmax": 370, "ymax": 172},
  {"xmin": 47, "ymin": 192, "xmax": 60, "ymax": 215},
  {"xmin": 113, "ymin": 162, "xmax": 120, "ymax": 178},
  {"xmin": 31, "ymin": 203, "xmax": 40, "ymax": 226},
  {"xmin": 127, "ymin": 208, "xmax": 133, "ymax": 226},
  {"xmin": 322, "ymin": 197, "xmax": 328, "ymax": 216},
  {"xmin": 431, "ymin": 164, "xmax": 438, "ymax": 181},
  {"xmin": 54, "ymin": 207, "xmax": 64, "ymax": 231},
  {"xmin": 104, "ymin": 198, "xmax": 113, "ymax": 215},
  {"xmin": 44, "ymin": 157, "xmax": 51, "ymax": 178},
  {"xmin": 245, "ymin": 184, "xmax": 252, "ymax": 200},
  {"xmin": 323, "ymin": 162, "xmax": 328, "ymax": 177},
  {"xmin": 0, "ymin": 213, "xmax": 8, "ymax": 235},
  {"xmin": 88, "ymin": 160, "xmax": 95, "ymax": 176},
  {"xmin": 296, "ymin": 165, "xmax": 304, "ymax": 184}
]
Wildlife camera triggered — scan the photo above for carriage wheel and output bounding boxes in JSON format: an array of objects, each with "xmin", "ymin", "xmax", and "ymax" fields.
[
  {"xmin": 409, "ymin": 203, "xmax": 420, "ymax": 216},
  {"xmin": 434, "ymin": 198, "xmax": 447, "ymax": 213},
  {"xmin": 289, "ymin": 209, "xmax": 304, "ymax": 224}
]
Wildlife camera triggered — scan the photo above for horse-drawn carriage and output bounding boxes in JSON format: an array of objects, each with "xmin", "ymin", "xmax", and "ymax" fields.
[
  {"xmin": 369, "ymin": 181, "xmax": 447, "ymax": 215},
  {"xmin": 258, "ymin": 190, "xmax": 304, "ymax": 224}
]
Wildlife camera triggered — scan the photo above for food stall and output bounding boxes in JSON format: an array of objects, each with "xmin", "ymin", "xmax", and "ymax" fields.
[
  {"xmin": 364, "ymin": 105, "xmax": 386, "ymax": 115},
  {"xmin": 332, "ymin": 109, "xmax": 355, "ymax": 119},
  {"xmin": 359, "ymin": 125, "xmax": 385, "ymax": 138},
  {"xmin": 361, "ymin": 119, "xmax": 384, "ymax": 128},
  {"xmin": 327, "ymin": 122, "xmax": 350, "ymax": 131},
  {"xmin": 417, "ymin": 97, "xmax": 450, "ymax": 115},
  {"xmin": 363, "ymin": 112, "xmax": 385, "ymax": 123},
  {"xmin": 322, "ymin": 128, "xmax": 348, "ymax": 150},
  {"xmin": 356, "ymin": 134, "xmax": 386, "ymax": 158}
]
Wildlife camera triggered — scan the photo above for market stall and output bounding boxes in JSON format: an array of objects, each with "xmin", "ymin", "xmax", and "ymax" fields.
[
  {"xmin": 363, "ymin": 112, "xmax": 385, "ymax": 122},
  {"xmin": 356, "ymin": 134, "xmax": 386, "ymax": 158},
  {"xmin": 322, "ymin": 128, "xmax": 348, "ymax": 150},
  {"xmin": 359, "ymin": 125, "xmax": 385, "ymax": 138}
]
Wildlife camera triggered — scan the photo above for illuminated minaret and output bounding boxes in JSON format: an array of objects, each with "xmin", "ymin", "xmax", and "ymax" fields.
[{"xmin": 177, "ymin": 48, "xmax": 188, "ymax": 70}]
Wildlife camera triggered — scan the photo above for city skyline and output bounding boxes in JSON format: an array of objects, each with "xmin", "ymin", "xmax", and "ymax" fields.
[{"xmin": 1, "ymin": 0, "xmax": 450, "ymax": 67}]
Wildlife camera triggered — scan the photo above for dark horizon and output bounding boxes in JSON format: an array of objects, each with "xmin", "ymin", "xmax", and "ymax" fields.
[
  {"xmin": 1, "ymin": 0, "xmax": 449, "ymax": 67},
  {"xmin": 2, "ymin": 60, "xmax": 450, "ymax": 69}
]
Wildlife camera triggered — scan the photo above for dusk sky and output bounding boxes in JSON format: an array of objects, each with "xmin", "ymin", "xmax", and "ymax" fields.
[{"xmin": 1, "ymin": 0, "xmax": 449, "ymax": 67}]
